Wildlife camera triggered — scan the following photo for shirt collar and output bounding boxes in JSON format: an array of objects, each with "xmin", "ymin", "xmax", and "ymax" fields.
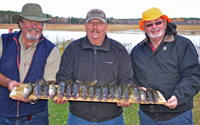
[{"xmin": 82, "ymin": 34, "xmax": 110, "ymax": 51}]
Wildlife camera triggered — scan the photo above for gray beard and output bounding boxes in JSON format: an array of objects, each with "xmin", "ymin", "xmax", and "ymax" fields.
[
  {"xmin": 27, "ymin": 33, "xmax": 39, "ymax": 40},
  {"xmin": 26, "ymin": 28, "xmax": 40, "ymax": 40}
]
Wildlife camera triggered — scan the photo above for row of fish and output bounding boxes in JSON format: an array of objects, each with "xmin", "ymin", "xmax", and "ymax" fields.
[
  {"xmin": 23, "ymin": 79, "xmax": 160, "ymax": 104},
  {"xmin": 24, "ymin": 79, "xmax": 57, "ymax": 99}
]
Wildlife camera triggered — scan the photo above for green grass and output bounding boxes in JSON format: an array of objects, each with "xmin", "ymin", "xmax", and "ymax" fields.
[
  {"xmin": 48, "ymin": 100, "xmax": 69, "ymax": 125},
  {"xmin": 48, "ymin": 92, "xmax": 200, "ymax": 125},
  {"xmin": 193, "ymin": 92, "xmax": 200, "ymax": 125},
  {"xmin": 48, "ymin": 100, "xmax": 139, "ymax": 125}
]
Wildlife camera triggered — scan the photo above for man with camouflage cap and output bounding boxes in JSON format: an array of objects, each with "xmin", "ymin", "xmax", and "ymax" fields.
[
  {"xmin": 130, "ymin": 7, "xmax": 200, "ymax": 125},
  {"xmin": 54, "ymin": 9, "xmax": 134, "ymax": 125},
  {"xmin": 0, "ymin": 3, "xmax": 60, "ymax": 125}
]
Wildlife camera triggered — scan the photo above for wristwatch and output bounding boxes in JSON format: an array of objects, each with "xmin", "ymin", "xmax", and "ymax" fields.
[{"xmin": 30, "ymin": 99, "xmax": 38, "ymax": 104}]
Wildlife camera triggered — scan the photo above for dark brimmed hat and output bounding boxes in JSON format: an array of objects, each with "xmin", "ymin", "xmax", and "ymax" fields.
[
  {"xmin": 85, "ymin": 9, "xmax": 106, "ymax": 23},
  {"xmin": 12, "ymin": 3, "xmax": 50, "ymax": 23}
]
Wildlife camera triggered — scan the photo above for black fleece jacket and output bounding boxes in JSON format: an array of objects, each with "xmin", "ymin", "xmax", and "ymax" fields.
[{"xmin": 56, "ymin": 35, "xmax": 134, "ymax": 122}]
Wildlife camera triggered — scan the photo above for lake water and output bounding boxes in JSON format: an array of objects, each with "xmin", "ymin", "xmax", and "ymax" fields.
[{"xmin": 0, "ymin": 29, "xmax": 200, "ymax": 52}]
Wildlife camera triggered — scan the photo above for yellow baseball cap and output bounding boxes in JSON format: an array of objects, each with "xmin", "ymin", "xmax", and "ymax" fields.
[{"xmin": 139, "ymin": 7, "xmax": 171, "ymax": 30}]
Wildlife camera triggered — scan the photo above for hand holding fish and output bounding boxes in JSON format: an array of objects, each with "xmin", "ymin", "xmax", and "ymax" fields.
[
  {"xmin": 7, "ymin": 80, "xmax": 20, "ymax": 92},
  {"xmin": 53, "ymin": 98, "xmax": 68, "ymax": 105},
  {"xmin": 11, "ymin": 96, "xmax": 37, "ymax": 103},
  {"xmin": 117, "ymin": 102, "xmax": 131, "ymax": 107},
  {"xmin": 165, "ymin": 95, "xmax": 178, "ymax": 109}
]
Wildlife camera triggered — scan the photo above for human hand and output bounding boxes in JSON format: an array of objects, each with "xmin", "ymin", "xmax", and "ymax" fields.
[
  {"xmin": 53, "ymin": 98, "xmax": 68, "ymax": 105},
  {"xmin": 117, "ymin": 102, "xmax": 131, "ymax": 107},
  {"xmin": 165, "ymin": 95, "xmax": 178, "ymax": 109},
  {"xmin": 12, "ymin": 97, "xmax": 37, "ymax": 103},
  {"xmin": 7, "ymin": 80, "xmax": 20, "ymax": 92}
]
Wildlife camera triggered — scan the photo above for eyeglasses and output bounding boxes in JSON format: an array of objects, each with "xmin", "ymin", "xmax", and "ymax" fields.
[
  {"xmin": 145, "ymin": 21, "xmax": 163, "ymax": 28},
  {"xmin": 87, "ymin": 21, "xmax": 105, "ymax": 26}
]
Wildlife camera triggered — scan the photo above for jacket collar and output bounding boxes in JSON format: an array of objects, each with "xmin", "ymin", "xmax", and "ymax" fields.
[
  {"xmin": 140, "ymin": 34, "xmax": 174, "ymax": 45},
  {"xmin": 82, "ymin": 34, "xmax": 110, "ymax": 51}
]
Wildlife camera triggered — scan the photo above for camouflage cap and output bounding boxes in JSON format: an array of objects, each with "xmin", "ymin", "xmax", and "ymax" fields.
[{"xmin": 85, "ymin": 9, "xmax": 107, "ymax": 23}]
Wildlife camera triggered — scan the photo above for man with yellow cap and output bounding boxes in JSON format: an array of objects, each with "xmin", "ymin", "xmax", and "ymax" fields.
[
  {"xmin": 130, "ymin": 7, "xmax": 200, "ymax": 125},
  {"xmin": 0, "ymin": 3, "xmax": 60, "ymax": 125}
]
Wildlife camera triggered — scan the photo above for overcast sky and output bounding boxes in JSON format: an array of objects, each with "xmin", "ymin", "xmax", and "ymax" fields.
[{"xmin": 1, "ymin": 0, "xmax": 200, "ymax": 19}]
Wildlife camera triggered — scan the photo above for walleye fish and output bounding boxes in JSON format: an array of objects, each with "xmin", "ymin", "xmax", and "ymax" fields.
[
  {"xmin": 152, "ymin": 89, "xmax": 159, "ymax": 104},
  {"xmin": 79, "ymin": 82, "xmax": 88, "ymax": 100},
  {"xmin": 24, "ymin": 82, "xmax": 33, "ymax": 99},
  {"xmin": 41, "ymin": 79, "xmax": 49, "ymax": 98},
  {"xmin": 128, "ymin": 84, "xmax": 141, "ymax": 103},
  {"xmin": 146, "ymin": 88, "xmax": 154, "ymax": 104},
  {"xmin": 108, "ymin": 82, "xmax": 115, "ymax": 100},
  {"xmin": 95, "ymin": 84, "xmax": 102, "ymax": 101},
  {"xmin": 72, "ymin": 81, "xmax": 80, "ymax": 99},
  {"xmin": 122, "ymin": 83, "xmax": 129, "ymax": 102},
  {"xmin": 101, "ymin": 83, "xmax": 109, "ymax": 101},
  {"xmin": 57, "ymin": 82, "xmax": 66, "ymax": 99},
  {"xmin": 33, "ymin": 79, "xmax": 43, "ymax": 99},
  {"xmin": 65, "ymin": 79, "xmax": 73, "ymax": 99},
  {"xmin": 87, "ymin": 80, "xmax": 97, "ymax": 100},
  {"xmin": 114, "ymin": 84, "xmax": 122, "ymax": 101},
  {"xmin": 138, "ymin": 89, "xmax": 147, "ymax": 103},
  {"xmin": 49, "ymin": 83, "xmax": 57, "ymax": 99}
]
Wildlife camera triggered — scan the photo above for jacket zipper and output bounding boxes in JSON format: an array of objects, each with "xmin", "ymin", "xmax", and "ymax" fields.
[
  {"xmin": 93, "ymin": 50, "xmax": 97, "ymax": 121},
  {"xmin": 94, "ymin": 50, "xmax": 97, "ymax": 81}
]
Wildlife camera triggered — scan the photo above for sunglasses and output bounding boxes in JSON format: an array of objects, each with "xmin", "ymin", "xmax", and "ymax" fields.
[{"xmin": 145, "ymin": 21, "xmax": 163, "ymax": 28}]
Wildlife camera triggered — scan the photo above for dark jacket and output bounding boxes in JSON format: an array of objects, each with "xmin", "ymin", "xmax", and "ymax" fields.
[
  {"xmin": 56, "ymin": 35, "xmax": 134, "ymax": 122},
  {"xmin": 0, "ymin": 31, "xmax": 55, "ymax": 117},
  {"xmin": 130, "ymin": 23, "xmax": 200, "ymax": 116}
]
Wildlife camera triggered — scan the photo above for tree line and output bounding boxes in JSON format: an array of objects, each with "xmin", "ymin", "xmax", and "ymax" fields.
[{"xmin": 0, "ymin": 10, "xmax": 200, "ymax": 25}]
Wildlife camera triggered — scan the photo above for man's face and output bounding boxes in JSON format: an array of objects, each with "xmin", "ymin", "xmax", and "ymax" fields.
[
  {"xmin": 20, "ymin": 19, "xmax": 43, "ymax": 41},
  {"xmin": 142, "ymin": 17, "xmax": 167, "ymax": 39},
  {"xmin": 85, "ymin": 19, "xmax": 107, "ymax": 44}
]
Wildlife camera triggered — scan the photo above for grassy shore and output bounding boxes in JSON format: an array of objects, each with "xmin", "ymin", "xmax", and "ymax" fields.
[
  {"xmin": 48, "ymin": 92, "xmax": 200, "ymax": 125},
  {"xmin": 1, "ymin": 24, "xmax": 200, "ymax": 31}
]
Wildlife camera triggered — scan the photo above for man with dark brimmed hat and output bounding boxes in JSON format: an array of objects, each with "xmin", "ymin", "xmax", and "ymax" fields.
[
  {"xmin": 0, "ymin": 3, "xmax": 60, "ymax": 125},
  {"xmin": 54, "ymin": 8, "xmax": 134, "ymax": 125},
  {"xmin": 130, "ymin": 7, "xmax": 200, "ymax": 125}
]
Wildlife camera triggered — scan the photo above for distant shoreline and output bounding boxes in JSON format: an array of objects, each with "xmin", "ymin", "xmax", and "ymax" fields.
[{"xmin": 0, "ymin": 24, "xmax": 200, "ymax": 31}]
